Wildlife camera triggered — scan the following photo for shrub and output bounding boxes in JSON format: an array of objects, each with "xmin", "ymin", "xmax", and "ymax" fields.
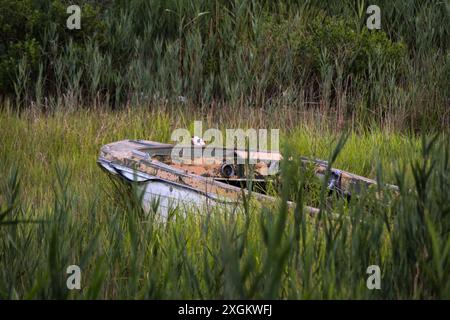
[
  {"xmin": 0, "ymin": 0, "xmax": 104, "ymax": 96},
  {"xmin": 261, "ymin": 13, "xmax": 407, "ymax": 85}
]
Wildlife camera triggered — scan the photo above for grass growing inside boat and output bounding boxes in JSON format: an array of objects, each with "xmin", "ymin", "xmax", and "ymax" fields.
[{"xmin": 0, "ymin": 109, "xmax": 448, "ymax": 299}]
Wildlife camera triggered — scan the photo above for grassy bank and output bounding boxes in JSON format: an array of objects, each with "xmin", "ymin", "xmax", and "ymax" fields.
[{"xmin": 0, "ymin": 109, "xmax": 448, "ymax": 299}]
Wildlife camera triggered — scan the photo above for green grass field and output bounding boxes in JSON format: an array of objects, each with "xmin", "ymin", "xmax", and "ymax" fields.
[
  {"xmin": 0, "ymin": 109, "xmax": 448, "ymax": 299},
  {"xmin": 0, "ymin": 0, "xmax": 448, "ymax": 300}
]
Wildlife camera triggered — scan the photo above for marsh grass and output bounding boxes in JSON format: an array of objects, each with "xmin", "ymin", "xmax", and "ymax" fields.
[
  {"xmin": 1, "ymin": 0, "xmax": 448, "ymax": 131},
  {"xmin": 0, "ymin": 110, "xmax": 448, "ymax": 299}
]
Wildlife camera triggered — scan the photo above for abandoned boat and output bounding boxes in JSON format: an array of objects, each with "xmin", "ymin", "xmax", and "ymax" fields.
[{"xmin": 97, "ymin": 139, "xmax": 397, "ymax": 217}]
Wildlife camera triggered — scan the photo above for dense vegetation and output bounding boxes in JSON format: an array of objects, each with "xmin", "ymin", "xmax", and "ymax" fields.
[
  {"xmin": 0, "ymin": 0, "xmax": 449, "ymax": 130},
  {"xmin": 0, "ymin": 0, "xmax": 448, "ymax": 299}
]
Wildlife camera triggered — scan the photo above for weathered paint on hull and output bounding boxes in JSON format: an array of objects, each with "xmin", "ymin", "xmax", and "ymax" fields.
[
  {"xmin": 98, "ymin": 139, "xmax": 398, "ymax": 218},
  {"xmin": 98, "ymin": 157, "xmax": 245, "ymax": 218},
  {"xmin": 101, "ymin": 140, "xmax": 382, "ymax": 216},
  {"xmin": 138, "ymin": 180, "xmax": 238, "ymax": 218}
]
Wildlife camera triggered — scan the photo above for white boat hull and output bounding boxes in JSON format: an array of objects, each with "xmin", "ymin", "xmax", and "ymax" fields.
[{"xmin": 99, "ymin": 159, "xmax": 238, "ymax": 218}]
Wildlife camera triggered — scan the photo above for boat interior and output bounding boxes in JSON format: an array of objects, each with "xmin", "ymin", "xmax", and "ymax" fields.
[{"xmin": 129, "ymin": 140, "xmax": 281, "ymax": 192}]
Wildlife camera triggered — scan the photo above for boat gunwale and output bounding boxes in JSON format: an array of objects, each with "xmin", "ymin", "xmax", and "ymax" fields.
[{"xmin": 98, "ymin": 158, "xmax": 242, "ymax": 205}]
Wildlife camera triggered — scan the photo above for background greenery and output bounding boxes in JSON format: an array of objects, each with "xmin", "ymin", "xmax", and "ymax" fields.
[{"xmin": 0, "ymin": 0, "xmax": 449, "ymax": 130}]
